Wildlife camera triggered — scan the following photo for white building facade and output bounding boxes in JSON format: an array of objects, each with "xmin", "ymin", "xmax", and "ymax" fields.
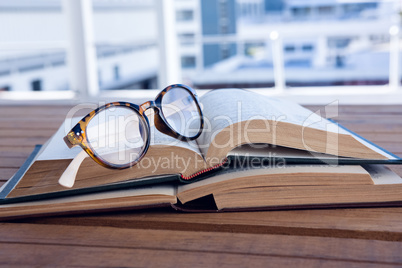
[{"xmin": 0, "ymin": 0, "xmax": 158, "ymax": 92}]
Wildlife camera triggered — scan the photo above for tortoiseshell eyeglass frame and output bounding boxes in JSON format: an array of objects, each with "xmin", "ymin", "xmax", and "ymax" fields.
[{"xmin": 63, "ymin": 84, "xmax": 204, "ymax": 169}]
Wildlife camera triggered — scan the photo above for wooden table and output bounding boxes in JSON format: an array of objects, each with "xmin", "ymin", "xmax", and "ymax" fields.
[{"xmin": 1, "ymin": 103, "xmax": 402, "ymax": 267}]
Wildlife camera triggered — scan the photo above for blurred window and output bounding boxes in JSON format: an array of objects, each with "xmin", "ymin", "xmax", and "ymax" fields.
[
  {"xmin": 31, "ymin": 79, "xmax": 42, "ymax": 91},
  {"xmin": 291, "ymin": 7, "xmax": 311, "ymax": 18},
  {"xmin": 0, "ymin": 85, "xmax": 10, "ymax": 91},
  {"xmin": 178, "ymin": 33, "xmax": 195, "ymax": 46},
  {"xmin": 284, "ymin": 45, "xmax": 296, "ymax": 52},
  {"xmin": 181, "ymin": 56, "xmax": 196, "ymax": 68},
  {"xmin": 114, "ymin": 65, "xmax": 120, "ymax": 81},
  {"xmin": 176, "ymin": 10, "xmax": 194, "ymax": 21},
  {"xmin": 302, "ymin": 44, "xmax": 314, "ymax": 52},
  {"xmin": 318, "ymin": 6, "xmax": 334, "ymax": 15}
]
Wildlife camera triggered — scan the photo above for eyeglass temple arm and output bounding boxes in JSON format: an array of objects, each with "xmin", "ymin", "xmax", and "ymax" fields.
[{"xmin": 58, "ymin": 150, "xmax": 88, "ymax": 188}]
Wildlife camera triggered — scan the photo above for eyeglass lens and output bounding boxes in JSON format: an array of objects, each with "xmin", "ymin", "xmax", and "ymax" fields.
[
  {"xmin": 86, "ymin": 106, "xmax": 148, "ymax": 166},
  {"xmin": 161, "ymin": 86, "xmax": 201, "ymax": 138},
  {"xmin": 83, "ymin": 86, "xmax": 201, "ymax": 167}
]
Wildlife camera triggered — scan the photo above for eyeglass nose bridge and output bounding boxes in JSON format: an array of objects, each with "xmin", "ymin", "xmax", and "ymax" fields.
[
  {"xmin": 139, "ymin": 101, "xmax": 158, "ymax": 115},
  {"xmin": 139, "ymin": 100, "xmax": 177, "ymax": 139}
]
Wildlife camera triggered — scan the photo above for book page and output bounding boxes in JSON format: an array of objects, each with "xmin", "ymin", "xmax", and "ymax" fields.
[
  {"xmin": 197, "ymin": 88, "xmax": 349, "ymax": 157},
  {"xmin": 363, "ymin": 165, "xmax": 402, "ymax": 185},
  {"xmin": 348, "ymin": 134, "xmax": 397, "ymax": 159},
  {"xmin": 0, "ymin": 185, "xmax": 177, "ymax": 220},
  {"xmin": 178, "ymin": 165, "xmax": 369, "ymax": 193},
  {"xmin": 37, "ymin": 117, "xmax": 82, "ymax": 160},
  {"xmin": 176, "ymin": 165, "xmax": 372, "ymax": 204},
  {"xmin": 149, "ymin": 121, "xmax": 201, "ymax": 156},
  {"xmin": 1, "ymin": 184, "xmax": 176, "ymax": 208},
  {"xmin": 228, "ymin": 144, "xmax": 347, "ymax": 159},
  {"xmin": 229, "ymin": 144, "xmax": 396, "ymax": 160},
  {"xmin": 197, "ymin": 89, "xmax": 392, "ymax": 161}
]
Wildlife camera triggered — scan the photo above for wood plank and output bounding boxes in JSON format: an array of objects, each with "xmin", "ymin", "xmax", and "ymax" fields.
[
  {"xmin": 338, "ymin": 121, "xmax": 402, "ymax": 129},
  {"xmin": 18, "ymin": 207, "xmax": 402, "ymax": 241},
  {"xmin": 0, "ymin": 244, "xmax": 384, "ymax": 267},
  {"xmin": 337, "ymin": 115, "xmax": 402, "ymax": 122},
  {"xmin": 0, "ymin": 116, "xmax": 65, "ymax": 122},
  {"xmin": 0, "ymin": 168, "xmax": 17, "ymax": 181},
  {"xmin": 0, "ymin": 129, "xmax": 56, "ymax": 138},
  {"xmin": 0, "ymin": 223, "xmax": 401, "ymax": 267},
  {"xmin": 0, "ymin": 121, "xmax": 63, "ymax": 130},
  {"xmin": 338, "ymin": 123, "xmax": 402, "ymax": 133},
  {"xmin": 305, "ymin": 105, "xmax": 402, "ymax": 114},
  {"xmin": 0, "ymin": 157, "xmax": 26, "ymax": 168},
  {"xmin": 0, "ymin": 105, "xmax": 84, "ymax": 117},
  {"xmin": 0, "ymin": 137, "xmax": 52, "ymax": 147},
  {"xmin": 0, "ymin": 147, "xmax": 35, "ymax": 158}
]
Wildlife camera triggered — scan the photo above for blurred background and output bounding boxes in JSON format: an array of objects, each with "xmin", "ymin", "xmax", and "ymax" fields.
[{"xmin": 0, "ymin": 0, "xmax": 401, "ymax": 103}]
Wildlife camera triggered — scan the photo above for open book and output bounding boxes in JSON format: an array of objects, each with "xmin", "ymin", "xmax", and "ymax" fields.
[
  {"xmin": 1, "ymin": 157, "xmax": 402, "ymax": 220},
  {"xmin": 0, "ymin": 89, "xmax": 401, "ymax": 219}
]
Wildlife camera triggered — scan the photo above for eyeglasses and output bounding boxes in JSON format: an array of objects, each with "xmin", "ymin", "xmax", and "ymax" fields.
[{"xmin": 63, "ymin": 84, "xmax": 204, "ymax": 170}]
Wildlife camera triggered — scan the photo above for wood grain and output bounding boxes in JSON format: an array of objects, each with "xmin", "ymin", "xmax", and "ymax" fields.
[
  {"xmin": 1, "ymin": 104, "xmax": 402, "ymax": 266},
  {"xmin": 15, "ymin": 207, "xmax": 402, "ymax": 241},
  {"xmin": 0, "ymin": 223, "xmax": 401, "ymax": 267},
  {"xmin": 0, "ymin": 168, "xmax": 18, "ymax": 181},
  {"xmin": 0, "ymin": 157, "xmax": 26, "ymax": 168}
]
